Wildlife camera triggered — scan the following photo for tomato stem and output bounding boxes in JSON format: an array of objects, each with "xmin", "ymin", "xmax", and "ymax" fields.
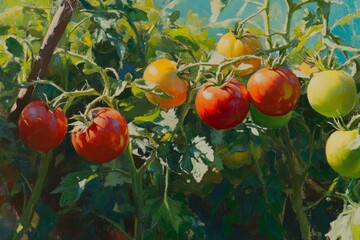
[
  {"xmin": 125, "ymin": 143, "xmax": 145, "ymax": 240},
  {"xmin": 12, "ymin": 151, "xmax": 52, "ymax": 240},
  {"xmin": 282, "ymin": 126, "xmax": 311, "ymax": 240}
]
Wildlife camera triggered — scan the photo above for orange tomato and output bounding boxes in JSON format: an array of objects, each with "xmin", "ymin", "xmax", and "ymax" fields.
[
  {"xmin": 143, "ymin": 59, "xmax": 188, "ymax": 108},
  {"xmin": 216, "ymin": 32, "xmax": 262, "ymax": 76}
]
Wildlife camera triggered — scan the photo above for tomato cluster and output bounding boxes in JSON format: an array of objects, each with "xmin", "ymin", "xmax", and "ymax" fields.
[
  {"xmin": 306, "ymin": 70, "xmax": 359, "ymax": 179},
  {"xmin": 18, "ymin": 101, "xmax": 129, "ymax": 164}
]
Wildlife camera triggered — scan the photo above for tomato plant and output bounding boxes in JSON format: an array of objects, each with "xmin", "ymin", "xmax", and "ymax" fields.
[
  {"xmin": 195, "ymin": 79, "xmax": 249, "ymax": 130},
  {"xmin": 143, "ymin": 59, "xmax": 188, "ymax": 109},
  {"xmin": 325, "ymin": 129, "xmax": 360, "ymax": 178},
  {"xmin": 18, "ymin": 100, "xmax": 67, "ymax": 152},
  {"xmin": 247, "ymin": 67, "xmax": 300, "ymax": 116},
  {"xmin": 307, "ymin": 70, "xmax": 357, "ymax": 117},
  {"xmin": 71, "ymin": 108, "xmax": 129, "ymax": 164},
  {"xmin": 2, "ymin": 0, "xmax": 360, "ymax": 240}
]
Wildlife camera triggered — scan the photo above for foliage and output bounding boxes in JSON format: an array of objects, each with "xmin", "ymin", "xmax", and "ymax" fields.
[{"xmin": 0, "ymin": 0, "xmax": 360, "ymax": 239}]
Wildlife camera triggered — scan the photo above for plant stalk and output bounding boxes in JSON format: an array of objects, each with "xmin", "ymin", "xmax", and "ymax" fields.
[
  {"xmin": 125, "ymin": 144, "xmax": 144, "ymax": 240},
  {"xmin": 12, "ymin": 152, "xmax": 52, "ymax": 240},
  {"xmin": 283, "ymin": 127, "xmax": 311, "ymax": 240}
]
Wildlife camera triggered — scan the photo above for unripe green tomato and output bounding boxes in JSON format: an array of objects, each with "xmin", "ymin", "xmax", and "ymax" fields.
[
  {"xmin": 352, "ymin": 207, "xmax": 360, "ymax": 240},
  {"xmin": 250, "ymin": 105, "xmax": 292, "ymax": 129},
  {"xmin": 325, "ymin": 130, "xmax": 360, "ymax": 178},
  {"xmin": 307, "ymin": 71, "xmax": 357, "ymax": 117}
]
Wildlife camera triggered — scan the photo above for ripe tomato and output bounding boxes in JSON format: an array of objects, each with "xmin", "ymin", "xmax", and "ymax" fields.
[
  {"xmin": 247, "ymin": 67, "xmax": 300, "ymax": 116},
  {"xmin": 143, "ymin": 59, "xmax": 188, "ymax": 108},
  {"xmin": 250, "ymin": 105, "xmax": 292, "ymax": 129},
  {"xmin": 325, "ymin": 130, "xmax": 360, "ymax": 178},
  {"xmin": 195, "ymin": 79, "xmax": 250, "ymax": 130},
  {"xmin": 71, "ymin": 108, "xmax": 129, "ymax": 164},
  {"xmin": 18, "ymin": 100, "xmax": 67, "ymax": 152},
  {"xmin": 219, "ymin": 147, "xmax": 251, "ymax": 169},
  {"xmin": 307, "ymin": 70, "xmax": 357, "ymax": 117},
  {"xmin": 216, "ymin": 32, "xmax": 262, "ymax": 76}
]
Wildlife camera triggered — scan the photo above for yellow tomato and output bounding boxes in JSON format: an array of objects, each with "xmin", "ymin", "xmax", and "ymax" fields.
[
  {"xmin": 216, "ymin": 32, "xmax": 262, "ymax": 76},
  {"xmin": 143, "ymin": 59, "xmax": 188, "ymax": 108},
  {"xmin": 219, "ymin": 147, "xmax": 251, "ymax": 169}
]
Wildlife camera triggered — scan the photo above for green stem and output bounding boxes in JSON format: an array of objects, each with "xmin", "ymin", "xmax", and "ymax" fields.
[
  {"xmin": 163, "ymin": 167, "xmax": 169, "ymax": 205},
  {"xmin": 125, "ymin": 144, "xmax": 144, "ymax": 240},
  {"xmin": 282, "ymin": 127, "xmax": 311, "ymax": 240},
  {"xmin": 263, "ymin": 0, "xmax": 272, "ymax": 48},
  {"xmin": 283, "ymin": 0, "xmax": 293, "ymax": 43},
  {"xmin": 12, "ymin": 152, "xmax": 52, "ymax": 240}
]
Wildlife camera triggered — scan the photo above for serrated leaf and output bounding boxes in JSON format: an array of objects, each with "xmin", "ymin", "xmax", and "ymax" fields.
[
  {"xmin": 180, "ymin": 136, "xmax": 214, "ymax": 182},
  {"xmin": 157, "ymin": 142, "xmax": 182, "ymax": 171},
  {"xmin": 153, "ymin": 109, "xmax": 179, "ymax": 135},
  {"xmin": 146, "ymin": 197, "xmax": 189, "ymax": 233},
  {"xmin": 104, "ymin": 172, "xmax": 131, "ymax": 188},
  {"xmin": 326, "ymin": 206, "xmax": 354, "ymax": 240},
  {"xmin": 51, "ymin": 170, "xmax": 95, "ymax": 207}
]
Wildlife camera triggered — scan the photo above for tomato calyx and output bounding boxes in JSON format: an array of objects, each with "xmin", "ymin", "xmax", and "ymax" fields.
[{"xmin": 70, "ymin": 110, "xmax": 98, "ymax": 134}]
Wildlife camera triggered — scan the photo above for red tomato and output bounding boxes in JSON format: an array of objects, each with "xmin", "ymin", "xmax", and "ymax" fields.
[
  {"xmin": 195, "ymin": 79, "xmax": 250, "ymax": 130},
  {"xmin": 18, "ymin": 100, "xmax": 67, "ymax": 152},
  {"xmin": 247, "ymin": 67, "xmax": 300, "ymax": 116},
  {"xmin": 71, "ymin": 108, "xmax": 129, "ymax": 163}
]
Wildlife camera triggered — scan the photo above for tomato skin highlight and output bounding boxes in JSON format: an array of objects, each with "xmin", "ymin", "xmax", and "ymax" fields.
[
  {"xmin": 71, "ymin": 108, "xmax": 129, "ymax": 164},
  {"xmin": 250, "ymin": 105, "xmax": 292, "ymax": 129},
  {"xmin": 307, "ymin": 70, "xmax": 357, "ymax": 117},
  {"xmin": 325, "ymin": 130, "xmax": 360, "ymax": 179},
  {"xmin": 195, "ymin": 79, "xmax": 250, "ymax": 130},
  {"xmin": 18, "ymin": 100, "xmax": 67, "ymax": 152},
  {"xmin": 247, "ymin": 67, "xmax": 300, "ymax": 116},
  {"xmin": 216, "ymin": 32, "xmax": 262, "ymax": 76},
  {"xmin": 143, "ymin": 59, "xmax": 188, "ymax": 109}
]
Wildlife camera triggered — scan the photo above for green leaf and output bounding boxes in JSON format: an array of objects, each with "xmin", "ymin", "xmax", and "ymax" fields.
[
  {"xmin": 51, "ymin": 170, "xmax": 96, "ymax": 207},
  {"xmin": 146, "ymin": 197, "xmax": 191, "ymax": 234},
  {"xmin": 168, "ymin": 10, "xmax": 180, "ymax": 23},
  {"xmin": 326, "ymin": 206, "xmax": 354, "ymax": 240},
  {"xmin": 128, "ymin": 7, "xmax": 148, "ymax": 22},
  {"xmin": 133, "ymin": 108, "xmax": 161, "ymax": 127},
  {"xmin": 103, "ymin": 171, "xmax": 131, "ymax": 188},
  {"xmin": 5, "ymin": 36, "xmax": 23, "ymax": 58},
  {"xmin": 0, "ymin": 116, "xmax": 15, "ymax": 141},
  {"xmin": 180, "ymin": 136, "xmax": 214, "ymax": 182},
  {"xmin": 153, "ymin": 109, "xmax": 179, "ymax": 134},
  {"xmin": 332, "ymin": 10, "xmax": 360, "ymax": 29},
  {"xmin": 259, "ymin": 212, "xmax": 285, "ymax": 240},
  {"xmin": 157, "ymin": 142, "xmax": 182, "ymax": 172},
  {"xmin": 288, "ymin": 24, "xmax": 322, "ymax": 58}
]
